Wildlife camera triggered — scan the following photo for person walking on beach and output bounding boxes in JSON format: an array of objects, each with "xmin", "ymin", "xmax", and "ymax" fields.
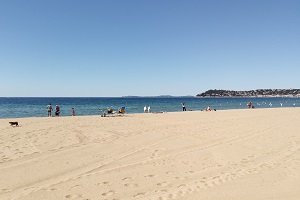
[
  {"xmin": 182, "ymin": 103, "xmax": 186, "ymax": 111},
  {"xmin": 47, "ymin": 103, "xmax": 53, "ymax": 117},
  {"xmin": 144, "ymin": 105, "xmax": 147, "ymax": 113},
  {"xmin": 147, "ymin": 106, "xmax": 151, "ymax": 113},
  {"xmin": 71, "ymin": 108, "xmax": 76, "ymax": 116},
  {"xmin": 55, "ymin": 105, "xmax": 60, "ymax": 117}
]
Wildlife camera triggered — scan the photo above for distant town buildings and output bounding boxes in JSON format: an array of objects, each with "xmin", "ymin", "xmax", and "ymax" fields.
[{"xmin": 197, "ymin": 89, "xmax": 300, "ymax": 97}]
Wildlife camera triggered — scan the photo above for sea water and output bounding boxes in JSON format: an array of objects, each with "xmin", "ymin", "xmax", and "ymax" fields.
[{"xmin": 0, "ymin": 97, "xmax": 299, "ymax": 118}]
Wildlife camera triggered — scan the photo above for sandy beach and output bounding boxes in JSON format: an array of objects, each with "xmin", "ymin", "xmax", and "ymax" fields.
[{"xmin": 1, "ymin": 108, "xmax": 300, "ymax": 200}]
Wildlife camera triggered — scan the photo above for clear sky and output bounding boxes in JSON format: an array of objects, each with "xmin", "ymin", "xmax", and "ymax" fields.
[{"xmin": 0, "ymin": 0, "xmax": 299, "ymax": 97}]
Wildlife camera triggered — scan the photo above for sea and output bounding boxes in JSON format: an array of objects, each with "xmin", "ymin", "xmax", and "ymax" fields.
[{"xmin": 0, "ymin": 97, "xmax": 299, "ymax": 119}]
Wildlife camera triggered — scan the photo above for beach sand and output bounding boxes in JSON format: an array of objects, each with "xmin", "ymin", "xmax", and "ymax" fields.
[{"xmin": 1, "ymin": 108, "xmax": 300, "ymax": 200}]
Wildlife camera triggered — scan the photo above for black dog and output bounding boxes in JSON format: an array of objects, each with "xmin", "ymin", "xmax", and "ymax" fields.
[{"xmin": 9, "ymin": 122, "xmax": 19, "ymax": 126}]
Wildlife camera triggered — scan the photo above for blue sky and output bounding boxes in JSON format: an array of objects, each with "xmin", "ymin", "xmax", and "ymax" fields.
[{"xmin": 0, "ymin": 0, "xmax": 299, "ymax": 97}]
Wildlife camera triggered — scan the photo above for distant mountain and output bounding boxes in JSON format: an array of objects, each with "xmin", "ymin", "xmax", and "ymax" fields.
[
  {"xmin": 121, "ymin": 95, "xmax": 194, "ymax": 98},
  {"xmin": 121, "ymin": 96, "xmax": 141, "ymax": 98},
  {"xmin": 197, "ymin": 89, "xmax": 300, "ymax": 97}
]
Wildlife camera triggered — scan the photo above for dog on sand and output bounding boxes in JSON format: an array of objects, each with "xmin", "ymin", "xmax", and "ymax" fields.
[{"xmin": 9, "ymin": 122, "xmax": 19, "ymax": 126}]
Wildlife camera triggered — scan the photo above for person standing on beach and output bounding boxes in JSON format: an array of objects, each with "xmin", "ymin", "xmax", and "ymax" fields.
[
  {"xmin": 55, "ymin": 105, "xmax": 60, "ymax": 116},
  {"xmin": 182, "ymin": 103, "xmax": 186, "ymax": 111},
  {"xmin": 147, "ymin": 106, "xmax": 151, "ymax": 113},
  {"xmin": 144, "ymin": 105, "xmax": 147, "ymax": 113},
  {"xmin": 71, "ymin": 108, "xmax": 76, "ymax": 116},
  {"xmin": 47, "ymin": 103, "xmax": 53, "ymax": 117},
  {"xmin": 247, "ymin": 101, "xmax": 253, "ymax": 109}
]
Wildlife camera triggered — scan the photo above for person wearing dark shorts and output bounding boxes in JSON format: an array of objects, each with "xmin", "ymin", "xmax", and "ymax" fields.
[
  {"xmin": 71, "ymin": 108, "xmax": 76, "ymax": 116},
  {"xmin": 55, "ymin": 105, "xmax": 60, "ymax": 116},
  {"xmin": 182, "ymin": 103, "xmax": 186, "ymax": 111},
  {"xmin": 47, "ymin": 103, "xmax": 53, "ymax": 117}
]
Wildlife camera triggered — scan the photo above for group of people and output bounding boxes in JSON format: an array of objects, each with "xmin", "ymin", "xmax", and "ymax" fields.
[
  {"xmin": 182, "ymin": 103, "xmax": 216, "ymax": 112},
  {"xmin": 46, "ymin": 103, "xmax": 220, "ymax": 116},
  {"xmin": 207, "ymin": 106, "xmax": 217, "ymax": 111},
  {"xmin": 47, "ymin": 103, "xmax": 76, "ymax": 117},
  {"xmin": 47, "ymin": 104, "xmax": 60, "ymax": 117},
  {"xmin": 144, "ymin": 105, "xmax": 151, "ymax": 113}
]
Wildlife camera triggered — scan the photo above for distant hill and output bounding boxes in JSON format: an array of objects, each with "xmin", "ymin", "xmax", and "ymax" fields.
[
  {"xmin": 197, "ymin": 89, "xmax": 300, "ymax": 97},
  {"xmin": 121, "ymin": 95, "xmax": 194, "ymax": 98}
]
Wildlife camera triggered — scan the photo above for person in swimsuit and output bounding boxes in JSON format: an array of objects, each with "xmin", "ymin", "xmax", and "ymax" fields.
[
  {"xmin": 55, "ymin": 105, "xmax": 60, "ymax": 116},
  {"xmin": 47, "ymin": 103, "xmax": 53, "ymax": 117}
]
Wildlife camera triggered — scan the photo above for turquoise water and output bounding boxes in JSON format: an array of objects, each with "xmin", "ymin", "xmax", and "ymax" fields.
[{"xmin": 0, "ymin": 97, "xmax": 299, "ymax": 118}]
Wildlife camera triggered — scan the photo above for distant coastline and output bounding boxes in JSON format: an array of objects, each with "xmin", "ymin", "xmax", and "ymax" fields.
[
  {"xmin": 121, "ymin": 95, "xmax": 194, "ymax": 98},
  {"xmin": 197, "ymin": 89, "xmax": 300, "ymax": 98}
]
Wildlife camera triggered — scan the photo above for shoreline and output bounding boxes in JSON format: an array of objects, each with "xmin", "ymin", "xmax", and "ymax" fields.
[{"xmin": 0, "ymin": 107, "xmax": 298, "ymax": 120}]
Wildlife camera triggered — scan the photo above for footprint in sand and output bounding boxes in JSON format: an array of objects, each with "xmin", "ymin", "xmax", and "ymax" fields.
[
  {"xmin": 165, "ymin": 171, "xmax": 173, "ymax": 175},
  {"xmin": 157, "ymin": 182, "xmax": 168, "ymax": 187},
  {"xmin": 124, "ymin": 183, "xmax": 138, "ymax": 187},
  {"xmin": 69, "ymin": 185, "xmax": 81, "ymax": 190},
  {"xmin": 144, "ymin": 174, "xmax": 155, "ymax": 178},
  {"xmin": 177, "ymin": 184, "xmax": 187, "ymax": 189},
  {"xmin": 151, "ymin": 149, "xmax": 160, "ymax": 157},
  {"xmin": 122, "ymin": 177, "xmax": 132, "ymax": 181},
  {"xmin": 1, "ymin": 188, "xmax": 12, "ymax": 192},
  {"xmin": 44, "ymin": 188, "xmax": 57, "ymax": 192},
  {"xmin": 177, "ymin": 189, "xmax": 186, "ymax": 196},
  {"xmin": 102, "ymin": 190, "xmax": 115, "ymax": 196},
  {"xmin": 133, "ymin": 192, "xmax": 145, "ymax": 198},
  {"xmin": 159, "ymin": 189, "xmax": 168, "ymax": 193},
  {"xmin": 97, "ymin": 181, "xmax": 109, "ymax": 186},
  {"xmin": 65, "ymin": 194, "xmax": 82, "ymax": 199}
]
